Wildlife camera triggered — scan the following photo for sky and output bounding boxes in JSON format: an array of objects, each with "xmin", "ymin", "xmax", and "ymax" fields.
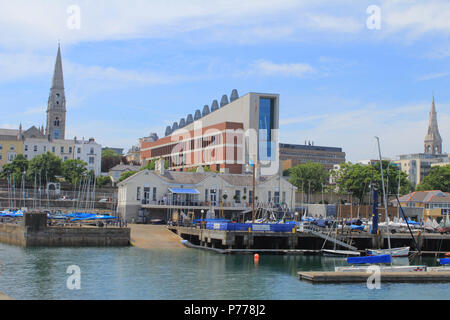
[{"xmin": 0, "ymin": 0, "xmax": 449, "ymax": 162}]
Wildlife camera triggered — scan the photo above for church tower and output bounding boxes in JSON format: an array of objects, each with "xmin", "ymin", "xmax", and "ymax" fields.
[
  {"xmin": 424, "ymin": 96, "xmax": 442, "ymax": 155},
  {"xmin": 46, "ymin": 43, "xmax": 67, "ymax": 140}
]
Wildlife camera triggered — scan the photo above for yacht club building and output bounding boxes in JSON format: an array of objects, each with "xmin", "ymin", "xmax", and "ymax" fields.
[{"xmin": 117, "ymin": 160, "xmax": 296, "ymax": 222}]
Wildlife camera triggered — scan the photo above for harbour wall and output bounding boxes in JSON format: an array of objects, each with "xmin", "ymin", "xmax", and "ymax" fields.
[{"xmin": 0, "ymin": 213, "xmax": 130, "ymax": 247}]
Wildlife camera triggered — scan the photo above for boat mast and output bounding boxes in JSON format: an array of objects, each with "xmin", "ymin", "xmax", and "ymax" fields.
[{"xmin": 375, "ymin": 137, "xmax": 391, "ymax": 250}]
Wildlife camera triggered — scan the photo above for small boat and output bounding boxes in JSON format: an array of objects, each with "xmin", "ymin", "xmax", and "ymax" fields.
[
  {"xmin": 321, "ymin": 249, "xmax": 360, "ymax": 257},
  {"xmin": 427, "ymin": 258, "xmax": 450, "ymax": 272},
  {"xmin": 335, "ymin": 254, "xmax": 427, "ymax": 272},
  {"xmin": 366, "ymin": 246, "xmax": 410, "ymax": 257}
]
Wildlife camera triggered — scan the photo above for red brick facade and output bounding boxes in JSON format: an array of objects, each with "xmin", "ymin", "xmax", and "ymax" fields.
[{"xmin": 141, "ymin": 122, "xmax": 244, "ymax": 173}]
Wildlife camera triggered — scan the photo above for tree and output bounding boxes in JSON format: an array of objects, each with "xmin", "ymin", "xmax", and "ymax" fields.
[
  {"xmin": 101, "ymin": 148, "xmax": 128, "ymax": 172},
  {"xmin": 61, "ymin": 159, "xmax": 88, "ymax": 184},
  {"xmin": 416, "ymin": 165, "xmax": 450, "ymax": 192},
  {"xmin": 289, "ymin": 162, "xmax": 329, "ymax": 194},
  {"xmin": 118, "ymin": 171, "xmax": 137, "ymax": 183},
  {"xmin": 0, "ymin": 154, "xmax": 29, "ymax": 182},
  {"xmin": 334, "ymin": 161, "xmax": 411, "ymax": 204},
  {"xmin": 140, "ymin": 159, "xmax": 156, "ymax": 171},
  {"xmin": 96, "ymin": 175, "xmax": 112, "ymax": 188},
  {"xmin": 27, "ymin": 152, "xmax": 62, "ymax": 184}
]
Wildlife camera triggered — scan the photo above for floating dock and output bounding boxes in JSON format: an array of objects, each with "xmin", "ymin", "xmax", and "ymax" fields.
[{"xmin": 298, "ymin": 271, "xmax": 450, "ymax": 283}]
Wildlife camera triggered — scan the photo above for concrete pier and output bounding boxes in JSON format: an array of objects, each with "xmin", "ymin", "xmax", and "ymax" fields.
[
  {"xmin": 0, "ymin": 213, "xmax": 130, "ymax": 247},
  {"xmin": 298, "ymin": 271, "xmax": 450, "ymax": 283},
  {"xmin": 168, "ymin": 225, "xmax": 450, "ymax": 252}
]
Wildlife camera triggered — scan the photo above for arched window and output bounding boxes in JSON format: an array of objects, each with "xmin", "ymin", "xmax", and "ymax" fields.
[{"xmin": 54, "ymin": 117, "xmax": 60, "ymax": 127}]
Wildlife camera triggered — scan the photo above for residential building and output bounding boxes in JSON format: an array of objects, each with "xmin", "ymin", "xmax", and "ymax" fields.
[
  {"xmin": 125, "ymin": 145, "xmax": 141, "ymax": 165},
  {"xmin": 140, "ymin": 90, "xmax": 280, "ymax": 176},
  {"xmin": 395, "ymin": 190, "xmax": 450, "ymax": 219},
  {"xmin": 117, "ymin": 160, "xmax": 296, "ymax": 221},
  {"xmin": 0, "ymin": 129, "xmax": 24, "ymax": 171},
  {"xmin": 109, "ymin": 163, "xmax": 141, "ymax": 185},
  {"xmin": 280, "ymin": 142, "xmax": 346, "ymax": 172}
]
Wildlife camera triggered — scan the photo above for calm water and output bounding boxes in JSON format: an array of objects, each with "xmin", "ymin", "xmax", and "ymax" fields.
[{"xmin": 0, "ymin": 243, "xmax": 449, "ymax": 300}]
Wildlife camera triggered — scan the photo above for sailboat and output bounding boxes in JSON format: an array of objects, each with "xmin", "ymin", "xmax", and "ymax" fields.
[
  {"xmin": 365, "ymin": 137, "xmax": 410, "ymax": 258},
  {"xmin": 335, "ymin": 138, "xmax": 424, "ymax": 272}
]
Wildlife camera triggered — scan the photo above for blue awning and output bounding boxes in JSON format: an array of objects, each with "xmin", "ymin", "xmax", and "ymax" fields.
[{"xmin": 169, "ymin": 188, "xmax": 200, "ymax": 194}]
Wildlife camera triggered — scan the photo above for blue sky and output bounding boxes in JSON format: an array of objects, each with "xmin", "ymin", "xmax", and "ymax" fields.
[{"xmin": 0, "ymin": 0, "xmax": 449, "ymax": 162}]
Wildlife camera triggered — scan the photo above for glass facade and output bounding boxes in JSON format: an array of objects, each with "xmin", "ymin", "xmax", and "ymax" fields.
[{"xmin": 258, "ymin": 97, "xmax": 275, "ymax": 161}]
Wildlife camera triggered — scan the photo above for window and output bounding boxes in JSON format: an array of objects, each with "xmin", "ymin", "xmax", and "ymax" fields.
[
  {"xmin": 43, "ymin": 146, "xmax": 46, "ymax": 152},
  {"xmin": 282, "ymin": 192, "xmax": 286, "ymax": 204},
  {"xmin": 69, "ymin": 147, "xmax": 72, "ymax": 154},
  {"xmin": 10, "ymin": 145, "xmax": 14, "ymax": 151},
  {"xmin": 34, "ymin": 145, "xmax": 37, "ymax": 152},
  {"xmin": 64, "ymin": 156, "xmax": 68, "ymax": 161},
  {"xmin": 54, "ymin": 117, "xmax": 60, "ymax": 127},
  {"xmin": 61, "ymin": 146, "xmax": 64, "ymax": 153},
  {"xmin": 234, "ymin": 190, "xmax": 241, "ymax": 203},
  {"xmin": 258, "ymin": 97, "xmax": 275, "ymax": 160},
  {"xmin": 24, "ymin": 145, "xmax": 28, "ymax": 151},
  {"xmin": 268, "ymin": 191, "xmax": 272, "ymax": 203},
  {"xmin": 0, "ymin": 154, "xmax": 2, "ymax": 160},
  {"xmin": 137, "ymin": 187, "xmax": 141, "ymax": 201},
  {"xmin": 89, "ymin": 157, "xmax": 94, "ymax": 164},
  {"xmin": 205, "ymin": 189, "xmax": 209, "ymax": 202},
  {"xmin": 52, "ymin": 146, "xmax": 56, "ymax": 153},
  {"xmin": 90, "ymin": 147, "xmax": 94, "ymax": 154},
  {"xmin": 77, "ymin": 148, "xmax": 81, "ymax": 154},
  {"xmin": 274, "ymin": 191, "xmax": 280, "ymax": 205},
  {"xmin": 0, "ymin": 144, "xmax": 2, "ymax": 150},
  {"xmin": 153, "ymin": 187, "xmax": 157, "ymax": 201}
]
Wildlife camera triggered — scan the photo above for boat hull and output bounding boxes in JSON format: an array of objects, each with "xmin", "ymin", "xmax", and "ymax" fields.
[
  {"xmin": 335, "ymin": 265, "xmax": 427, "ymax": 272},
  {"xmin": 366, "ymin": 247, "xmax": 410, "ymax": 257}
]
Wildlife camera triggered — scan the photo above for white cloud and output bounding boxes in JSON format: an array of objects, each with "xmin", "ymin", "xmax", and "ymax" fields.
[
  {"xmin": 382, "ymin": 0, "xmax": 450, "ymax": 38},
  {"xmin": 417, "ymin": 72, "xmax": 450, "ymax": 81},
  {"xmin": 251, "ymin": 60, "xmax": 316, "ymax": 78},
  {"xmin": 280, "ymin": 101, "xmax": 450, "ymax": 162}
]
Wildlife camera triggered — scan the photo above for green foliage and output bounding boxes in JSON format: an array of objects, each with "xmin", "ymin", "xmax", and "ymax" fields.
[
  {"xmin": 0, "ymin": 154, "xmax": 29, "ymax": 182},
  {"xmin": 27, "ymin": 152, "xmax": 62, "ymax": 184},
  {"xmin": 416, "ymin": 165, "xmax": 450, "ymax": 192},
  {"xmin": 96, "ymin": 175, "xmax": 112, "ymax": 188},
  {"xmin": 61, "ymin": 159, "xmax": 87, "ymax": 184},
  {"xmin": 102, "ymin": 148, "xmax": 120, "ymax": 158},
  {"xmin": 118, "ymin": 171, "xmax": 137, "ymax": 183},
  {"xmin": 141, "ymin": 160, "xmax": 156, "ymax": 171},
  {"xmin": 288, "ymin": 162, "xmax": 329, "ymax": 194},
  {"xmin": 334, "ymin": 161, "xmax": 412, "ymax": 203}
]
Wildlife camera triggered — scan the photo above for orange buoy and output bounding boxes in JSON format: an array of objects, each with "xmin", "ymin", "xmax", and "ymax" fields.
[
  {"xmin": 445, "ymin": 252, "xmax": 450, "ymax": 257},
  {"xmin": 254, "ymin": 254, "xmax": 260, "ymax": 262}
]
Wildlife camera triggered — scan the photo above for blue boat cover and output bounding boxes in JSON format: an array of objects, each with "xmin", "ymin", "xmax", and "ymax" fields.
[
  {"xmin": 440, "ymin": 258, "xmax": 450, "ymax": 265},
  {"xmin": 350, "ymin": 224, "xmax": 365, "ymax": 231},
  {"xmin": 348, "ymin": 254, "xmax": 391, "ymax": 264},
  {"xmin": 168, "ymin": 188, "xmax": 200, "ymax": 194}
]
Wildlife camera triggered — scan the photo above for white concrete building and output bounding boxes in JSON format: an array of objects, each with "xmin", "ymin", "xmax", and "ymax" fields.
[
  {"xmin": 117, "ymin": 163, "xmax": 296, "ymax": 222},
  {"xmin": 22, "ymin": 137, "xmax": 102, "ymax": 175}
]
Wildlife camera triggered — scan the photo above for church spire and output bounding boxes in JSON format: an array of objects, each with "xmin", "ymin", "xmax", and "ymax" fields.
[
  {"xmin": 46, "ymin": 43, "xmax": 67, "ymax": 140},
  {"xmin": 51, "ymin": 43, "xmax": 64, "ymax": 90},
  {"xmin": 424, "ymin": 96, "xmax": 442, "ymax": 155}
]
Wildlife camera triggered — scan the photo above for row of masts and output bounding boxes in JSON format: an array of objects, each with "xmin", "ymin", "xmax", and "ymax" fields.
[{"xmin": 4, "ymin": 171, "xmax": 97, "ymax": 212}]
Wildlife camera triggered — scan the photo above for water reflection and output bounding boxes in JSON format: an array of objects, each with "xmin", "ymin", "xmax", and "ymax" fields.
[{"xmin": 0, "ymin": 243, "xmax": 448, "ymax": 300}]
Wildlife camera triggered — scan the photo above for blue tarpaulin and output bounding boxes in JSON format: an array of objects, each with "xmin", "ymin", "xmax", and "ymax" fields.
[
  {"xmin": 440, "ymin": 258, "xmax": 450, "ymax": 265},
  {"xmin": 347, "ymin": 254, "xmax": 392, "ymax": 264}
]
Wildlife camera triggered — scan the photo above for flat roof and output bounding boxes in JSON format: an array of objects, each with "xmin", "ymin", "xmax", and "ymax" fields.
[{"xmin": 279, "ymin": 143, "xmax": 343, "ymax": 153}]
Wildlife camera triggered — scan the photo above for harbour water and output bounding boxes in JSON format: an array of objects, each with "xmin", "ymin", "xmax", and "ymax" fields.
[{"xmin": 0, "ymin": 243, "xmax": 449, "ymax": 300}]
